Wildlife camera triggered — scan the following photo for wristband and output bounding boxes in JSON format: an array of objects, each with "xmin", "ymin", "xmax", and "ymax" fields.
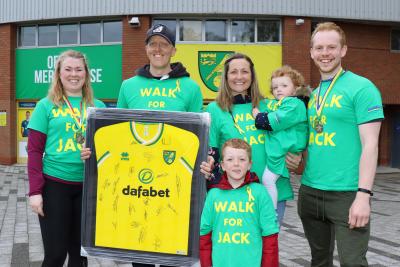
[{"xmin": 358, "ymin": 188, "xmax": 373, "ymax": 196}]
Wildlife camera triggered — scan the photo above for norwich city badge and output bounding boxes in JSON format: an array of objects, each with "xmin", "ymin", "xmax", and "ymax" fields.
[
  {"xmin": 198, "ymin": 51, "xmax": 234, "ymax": 92},
  {"xmin": 163, "ymin": 150, "xmax": 176, "ymax": 165}
]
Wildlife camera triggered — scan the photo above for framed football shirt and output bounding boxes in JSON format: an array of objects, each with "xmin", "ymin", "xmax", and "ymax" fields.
[{"xmin": 81, "ymin": 108, "xmax": 209, "ymax": 266}]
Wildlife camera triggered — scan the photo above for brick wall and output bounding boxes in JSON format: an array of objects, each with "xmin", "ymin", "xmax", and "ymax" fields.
[
  {"xmin": 339, "ymin": 23, "xmax": 400, "ymax": 105},
  {"xmin": 282, "ymin": 17, "xmax": 312, "ymax": 84},
  {"xmin": 0, "ymin": 24, "xmax": 16, "ymax": 164},
  {"xmin": 122, "ymin": 16, "xmax": 151, "ymax": 80}
]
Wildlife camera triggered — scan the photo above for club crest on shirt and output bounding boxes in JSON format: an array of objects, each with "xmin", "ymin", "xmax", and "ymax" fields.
[
  {"xmin": 163, "ymin": 150, "xmax": 176, "ymax": 165},
  {"xmin": 198, "ymin": 51, "xmax": 234, "ymax": 92}
]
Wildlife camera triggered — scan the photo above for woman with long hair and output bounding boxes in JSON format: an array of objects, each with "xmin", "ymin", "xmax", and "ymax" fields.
[
  {"xmin": 201, "ymin": 53, "xmax": 296, "ymax": 223},
  {"xmin": 28, "ymin": 50, "xmax": 105, "ymax": 267}
]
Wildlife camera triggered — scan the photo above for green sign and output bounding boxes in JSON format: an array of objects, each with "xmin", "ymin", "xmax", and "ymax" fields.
[
  {"xmin": 198, "ymin": 51, "xmax": 234, "ymax": 92},
  {"xmin": 16, "ymin": 45, "xmax": 122, "ymax": 99}
]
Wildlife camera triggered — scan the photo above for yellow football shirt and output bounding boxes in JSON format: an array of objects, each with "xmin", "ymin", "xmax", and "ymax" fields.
[{"xmin": 94, "ymin": 121, "xmax": 200, "ymax": 255}]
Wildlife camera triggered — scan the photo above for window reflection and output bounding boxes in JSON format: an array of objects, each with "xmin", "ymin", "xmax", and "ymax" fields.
[
  {"xmin": 38, "ymin": 25, "xmax": 57, "ymax": 46},
  {"xmin": 231, "ymin": 20, "xmax": 255, "ymax": 43}
]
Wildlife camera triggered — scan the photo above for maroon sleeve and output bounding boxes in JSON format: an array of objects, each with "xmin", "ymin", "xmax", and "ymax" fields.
[
  {"xmin": 27, "ymin": 129, "xmax": 47, "ymax": 196},
  {"xmin": 199, "ymin": 233, "xmax": 212, "ymax": 267},
  {"xmin": 261, "ymin": 234, "xmax": 279, "ymax": 267}
]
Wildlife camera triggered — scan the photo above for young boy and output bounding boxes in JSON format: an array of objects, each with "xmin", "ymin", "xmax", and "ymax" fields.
[
  {"xmin": 253, "ymin": 66, "xmax": 309, "ymax": 210},
  {"xmin": 199, "ymin": 138, "xmax": 279, "ymax": 267}
]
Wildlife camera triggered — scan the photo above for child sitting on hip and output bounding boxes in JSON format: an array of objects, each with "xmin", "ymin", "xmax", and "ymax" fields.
[{"xmin": 253, "ymin": 65, "xmax": 309, "ymax": 210}]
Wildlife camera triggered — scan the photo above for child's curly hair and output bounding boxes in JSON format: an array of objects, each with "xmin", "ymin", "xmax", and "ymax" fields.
[{"xmin": 270, "ymin": 65, "xmax": 311, "ymax": 97}]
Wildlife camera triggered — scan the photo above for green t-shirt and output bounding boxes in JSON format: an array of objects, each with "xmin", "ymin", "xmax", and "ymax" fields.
[
  {"xmin": 206, "ymin": 101, "xmax": 293, "ymax": 201},
  {"xmin": 200, "ymin": 182, "xmax": 279, "ymax": 267},
  {"xmin": 28, "ymin": 96, "xmax": 106, "ymax": 182},
  {"xmin": 303, "ymin": 71, "xmax": 384, "ymax": 190},
  {"xmin": 117, "ymin": 75, "xmax": 203, "ymax": 112},
  {"xmin": 262, "ymin": 97, "xmax": 308, "ymax": 178}
]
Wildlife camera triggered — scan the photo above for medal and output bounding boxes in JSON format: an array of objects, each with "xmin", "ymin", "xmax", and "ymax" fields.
[
  {"xmin": 313, "ymin": 68, "xmax": 344, "ymax": 133},
  {"xmin": 313, "ymin": 118, "xmax": 324, "ymax": 133},
  {"xmin": 315, "ymin": 122, "xmax": 324, "ymax": 133},
  {"xmin": 63, "ymin": 96, "xmax": 87, "ymax": 145},
  {"xmin": 75, "ymin": 131, "xmax": 85, "ymax": 144}
]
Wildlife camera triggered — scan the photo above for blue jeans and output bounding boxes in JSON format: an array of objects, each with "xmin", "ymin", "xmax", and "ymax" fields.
[{"xmin": 277, "ymin": 200, "xmax": 286, "ymax": 225}]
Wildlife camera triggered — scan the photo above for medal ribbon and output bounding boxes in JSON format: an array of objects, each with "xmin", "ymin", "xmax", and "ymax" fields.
[
  {"xmin": 315, "ymin": 68, "xmax": 343, "ymax": 117},
  {"xmin": 63, "ymin": 96, "xmax": 86, "ymax": 132}
]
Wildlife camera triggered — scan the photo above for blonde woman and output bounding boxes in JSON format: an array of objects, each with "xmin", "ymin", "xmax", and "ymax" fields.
[{"xmin": 28, "ymin": 50, "xmax": 105, "ymax": 267}]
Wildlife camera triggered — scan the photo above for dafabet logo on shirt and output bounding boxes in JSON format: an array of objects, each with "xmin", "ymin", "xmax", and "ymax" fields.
[{"xmin": 122, "ymin": 168, "xmax": 171, "ymax": 198}]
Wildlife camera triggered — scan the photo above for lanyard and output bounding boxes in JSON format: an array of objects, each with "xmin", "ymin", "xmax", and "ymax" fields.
[
  {"xmin": 63, "ymin": 96, "xmax": 86, "ymax": 132},
  {"xmin": 315, "ymin": 68, "xmax": 343, "ymax": 117}
]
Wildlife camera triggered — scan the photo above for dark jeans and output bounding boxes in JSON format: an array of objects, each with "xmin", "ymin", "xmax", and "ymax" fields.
[
  {"xmin": 298, "ymin": 185, "xmax": 370, "ymax": 267},
  {"xmin": 39, "ymin": 179, "xmax": 87, "ymax": 267}
]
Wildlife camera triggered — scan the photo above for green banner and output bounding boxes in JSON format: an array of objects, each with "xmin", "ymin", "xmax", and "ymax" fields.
[{"xmin": 16, "ymin": 45, "xmax": 122, "ymax": 99}]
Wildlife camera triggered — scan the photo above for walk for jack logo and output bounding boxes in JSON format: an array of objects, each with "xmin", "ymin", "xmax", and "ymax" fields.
[{"xmin": 122, "ymin": 168, "xmax": 170, "ymax": 198}]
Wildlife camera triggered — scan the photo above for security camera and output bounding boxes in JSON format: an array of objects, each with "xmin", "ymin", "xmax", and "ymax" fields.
[
  {"xmin": 129, "ymin": 17, "xmax": 140, "ymax": 27},
  {"xmin": 295, "ymin": 18, "xmax": 305, "ymax": 25}
]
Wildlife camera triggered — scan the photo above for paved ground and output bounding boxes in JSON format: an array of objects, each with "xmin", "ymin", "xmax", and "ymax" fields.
[{"xmin": 0, "ymin": 164, "xmax": 399, "ymax": 267}]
